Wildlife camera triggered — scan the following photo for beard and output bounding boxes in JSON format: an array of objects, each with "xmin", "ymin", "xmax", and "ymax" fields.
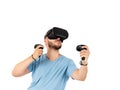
[{"xmin": 48, "ymin": 41, "xmax": 62, "ymax": 50}]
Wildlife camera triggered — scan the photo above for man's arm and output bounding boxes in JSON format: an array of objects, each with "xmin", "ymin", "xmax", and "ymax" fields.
[
  {"xmin": 12, "ymin": 45, "xmax": 43, "ymax": 77},
  {"xmin": 71, "ymin": 65, "xmax": 88, "ymax": 81},
  {"xmin": 71, "ymin": 45, "xmax": 90, "ymax": 81},
  {"xmin": 12, "ymin": 56, "xmax": 34, "ymax": 77}
]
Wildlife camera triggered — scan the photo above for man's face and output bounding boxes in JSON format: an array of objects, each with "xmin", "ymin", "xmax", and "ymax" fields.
[{"xmin": 46, "ymin": 37, "xmax": 62, "ymax": 50}]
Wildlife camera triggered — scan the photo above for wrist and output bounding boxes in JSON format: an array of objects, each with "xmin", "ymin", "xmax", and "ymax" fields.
[
  {"xmin": 80, "ymin": 60, "xmax": 88, "ymax": 66},
  {"xmin": 31, "ymin": 54, "xmax": 36, "ymax": 61}
]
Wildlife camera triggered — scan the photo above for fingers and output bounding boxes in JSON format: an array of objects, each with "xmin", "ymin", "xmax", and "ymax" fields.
[
  {"xmin": 80, "ymin": 45, "xmax": 90, "ymax": 61},
  {"xmin": 80, "ymin": 50, "xmax": 89, "ymax": 58},
  {"xmin": 35, "ymin": 46, "xmax": 44, "ymax": 54},
  {"xmin": 33, "ymin": 44, "xmax": 44, "ymax": 59},
  {"xmin": 35, "ymin": 44, "xmax": 44, "ymax": 49},
  {"xmin": 81, "ymin": 45, "xmax": 89, "ymax": 51}
]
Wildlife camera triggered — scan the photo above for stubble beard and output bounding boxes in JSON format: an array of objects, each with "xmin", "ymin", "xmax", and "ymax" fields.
[{"xmin": 48, "ymin": 41, "xmax": 62, "ymax": 50}]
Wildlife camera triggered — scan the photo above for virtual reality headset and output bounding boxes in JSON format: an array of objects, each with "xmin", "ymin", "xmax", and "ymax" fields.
[{"xmin": 44, "ymin": 27, "xmax": 69, "ymax": 42}]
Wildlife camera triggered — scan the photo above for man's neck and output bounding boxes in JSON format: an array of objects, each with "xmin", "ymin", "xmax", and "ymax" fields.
[{"xmin": 46, "ymin": 49, "xmax": 61, "ymax": 61}]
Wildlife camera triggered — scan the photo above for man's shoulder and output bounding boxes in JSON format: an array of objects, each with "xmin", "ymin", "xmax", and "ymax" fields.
[{"xmin": 61, "ymin": 55, "xmax": 74, "ymax": 63}]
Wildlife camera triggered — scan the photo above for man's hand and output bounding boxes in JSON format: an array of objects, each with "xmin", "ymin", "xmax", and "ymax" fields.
[
  {"xmin": 80, "ymin": 45, "xmax": 90, "ymax": 64},
  {"xmin": 80, "ymin": 45, "xmax": 90, "ymax": 61},
  {"xmin": 72, "ymin": 45, "xmax": 90, "ymax": 81},
  {"xmin": 32, "ymin": 44, "xmax": 44, "ymax": 59}
]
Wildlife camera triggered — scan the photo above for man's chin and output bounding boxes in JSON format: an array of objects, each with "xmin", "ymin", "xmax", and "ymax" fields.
[
  {"xmin": 53, "ymin": 45, "xmax": 62, "ymax": 50},
  {"xmin": 48, "ymin": 41, "xmax": 62, "ymax": 50}
]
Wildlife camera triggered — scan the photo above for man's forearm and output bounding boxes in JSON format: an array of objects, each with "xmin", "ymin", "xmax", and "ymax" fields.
[
  {"xmin": 12, "ymin": 55, "xmax": 34, "ymax": 77},
  {"xmin": 78, "ymin": 66, "xmax": 88, "ymax": 81}
]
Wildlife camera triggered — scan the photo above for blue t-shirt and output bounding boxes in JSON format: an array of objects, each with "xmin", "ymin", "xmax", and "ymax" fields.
[{"xmin": 27, "ymin": 54, "xmax": 77, "ymax": 90}]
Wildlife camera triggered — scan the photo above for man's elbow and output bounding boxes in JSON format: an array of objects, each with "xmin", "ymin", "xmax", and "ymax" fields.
[
  {"xmin": 12, "ymin": 69, "xmax": 29, "ymax": 77},
  {"xmin": 77, "ymin": 77, "xmax": 87, "ymax": 81},
  {"xmin": 79, "ymin": 78, "xmax": 86, "ymax": 81},
  {"xmin": 12, "ymin": 70, "xmax": 19, "ymax": 77},
  {"xmin": 11, "ymin": 69, "xmax": 24, "ymax": 77}
]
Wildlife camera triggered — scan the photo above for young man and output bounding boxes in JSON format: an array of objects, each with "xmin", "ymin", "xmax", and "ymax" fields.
[{"xmin": 12, "ymin": 27, "xmax": 90, "ymax": 90}]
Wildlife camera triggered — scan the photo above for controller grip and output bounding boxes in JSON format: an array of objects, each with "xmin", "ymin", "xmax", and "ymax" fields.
[{"xmin": 76, "ymin": 45, "xmax": 87, "ymax": 60}]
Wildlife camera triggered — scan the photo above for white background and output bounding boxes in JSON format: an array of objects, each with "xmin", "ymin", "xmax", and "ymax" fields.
[{"xmin": 0, "ymin": 0, "xmax": 120, "ymax": 90}]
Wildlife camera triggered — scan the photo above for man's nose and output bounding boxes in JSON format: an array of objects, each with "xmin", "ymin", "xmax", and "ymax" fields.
[
  {"xmin": 56, "ymin": 37, "xmax": 63, "ymax": 42},
  {"xmin": 56, "ymin": 38, "xmax": 60, "ymax": 40}
]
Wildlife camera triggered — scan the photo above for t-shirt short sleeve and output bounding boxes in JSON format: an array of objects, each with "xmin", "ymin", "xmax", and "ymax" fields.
[
  {"xmin": 66, "ymin": 60, "xmax": 77, "ymax": 77},
  {"xmin": 27, "ymin": 61, "xmax": 36, "ymax": 72},
  {"xmin": 27, "ymin": 57, "xmax": 41, "ymax": 72}
]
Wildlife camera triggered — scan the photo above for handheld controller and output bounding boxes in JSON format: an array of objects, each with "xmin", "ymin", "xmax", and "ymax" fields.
[{"xmin": 76, "ymin": 45, "xmax": 87, "ymax": 60}]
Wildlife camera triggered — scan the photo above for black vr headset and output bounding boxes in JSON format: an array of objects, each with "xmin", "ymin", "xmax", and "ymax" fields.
[{"xmin": 44, "ymin": 27, "xmax": 69, "ymax": 42}]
